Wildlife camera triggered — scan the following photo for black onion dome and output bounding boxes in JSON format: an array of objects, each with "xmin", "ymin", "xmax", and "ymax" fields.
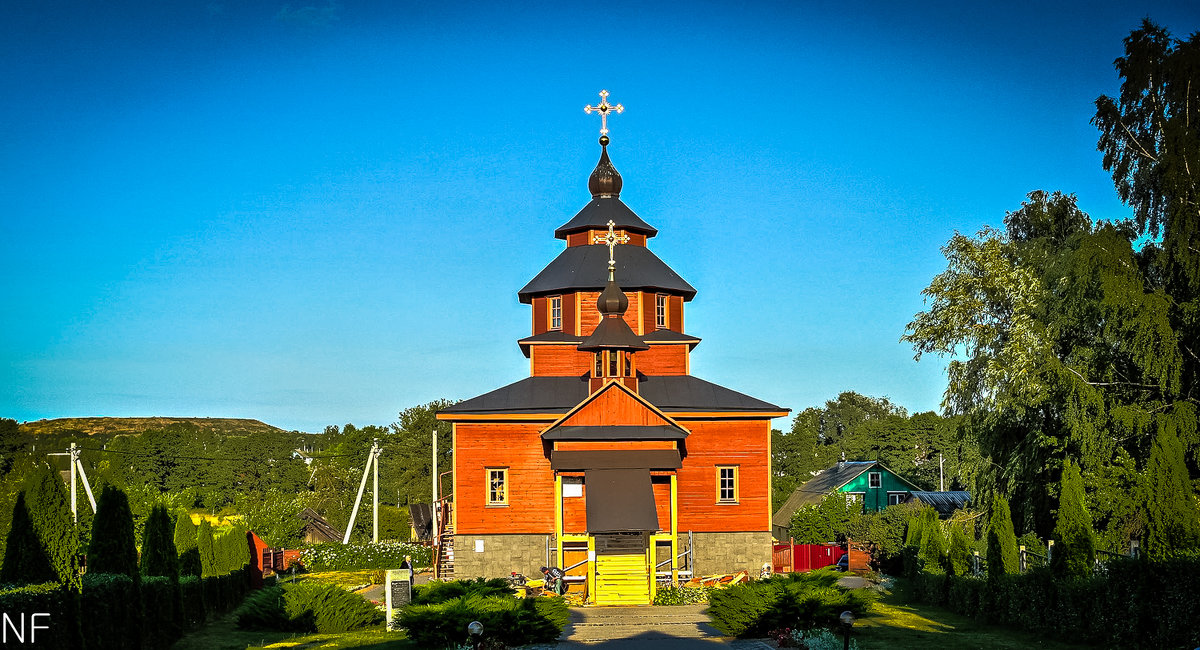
[
  {"xmin": 596, "ymin": 278, "xmax": 629, "ymax": 315},
  {"xmin": 588, "ymin": 137, "xmax": 622, "ymax": 198}
]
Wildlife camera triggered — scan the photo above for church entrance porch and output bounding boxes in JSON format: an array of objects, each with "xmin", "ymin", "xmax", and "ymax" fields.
[{"xmin": 594, "ymin": 532, "xmax": 651, "ymax": 605}]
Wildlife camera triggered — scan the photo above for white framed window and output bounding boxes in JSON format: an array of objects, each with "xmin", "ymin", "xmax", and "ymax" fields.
[
  {"xmin": 487, "ymin": 468, "xmax": 508, "ymax": 506},
  {"xmin": 655, "ymin": 293, "xmax": 668, "ymax": 329},
  {"xmin": 717, "ymin": 466, "xmax": 738, "ymax": 503},
  {"xmin": 869, "ymin": 472, "xmax": 881, "ymax": 489},
  {"xmin": 887, "ymin": 492, "xmax": 907, "ymax": 506},
  {"xmin": 844, "ymin": 492, "xmax": 864, "ymax": 506},
  {"xmin": 562, "ymin": 476, "xmax": 583, "ymax": 498},
  {"xmin": 549, "ymin": 295, "xmax": 562, "ymax": 331}
]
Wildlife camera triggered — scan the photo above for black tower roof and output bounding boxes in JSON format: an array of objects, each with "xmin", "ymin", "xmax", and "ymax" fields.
[{"xmin": 518, "ymin": 244, "xmax": 695, "ymax": 303}]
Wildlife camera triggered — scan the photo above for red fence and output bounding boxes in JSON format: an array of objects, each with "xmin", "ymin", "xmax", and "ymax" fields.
[{"xmin": 772, "ymin": 542, "xmax": 845, "ymax": 573}]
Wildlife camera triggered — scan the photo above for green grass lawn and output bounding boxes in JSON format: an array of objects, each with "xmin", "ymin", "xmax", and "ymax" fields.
[
  {"xmin": 172, "ymin": 613, "xmax": 416, "ymax": 650},
  {"xmin": 852, "ymin": 583, "xmax": 1093, "ymax": 650}
]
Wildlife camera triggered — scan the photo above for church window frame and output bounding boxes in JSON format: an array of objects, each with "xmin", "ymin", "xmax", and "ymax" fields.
[
  {"xmin": 549, "ymin": 295, "xmax": 562, "ymax": 331},
  {"xmin": 608, "ymin": 350, "xmax": 618, "ymax": 377},
  {"xmin": 716, "ymin": 465, "xmax": 738, "ymax": 503},
  {"xmin": 487, "ymin": 468, "xmax": 508, "ymax": 506},
  {"xmin": 655, "ymin": 293, "xmax": 668, "ymax": 329}
]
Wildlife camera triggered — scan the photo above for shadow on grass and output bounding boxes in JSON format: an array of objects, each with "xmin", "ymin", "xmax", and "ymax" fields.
[{"xmin": 851, "ymin": 583, "xmax": 1093, "ymax": 650}]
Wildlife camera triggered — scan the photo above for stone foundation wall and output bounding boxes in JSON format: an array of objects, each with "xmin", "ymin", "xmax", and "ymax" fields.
[
  {"xmin": 687, "ymin": 531, "xmax": 772, "ymax": 576},
  {"xmin": 452, "ymin": 534, "xmax": 553, "ymax": 579}
]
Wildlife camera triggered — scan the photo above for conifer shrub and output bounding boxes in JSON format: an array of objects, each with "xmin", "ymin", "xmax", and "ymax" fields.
[
  {"xmin": 23, "ymin": 463, "xmax": 81, "ymax": 589},
  {"xmin": 917, "ymin": 508, "xmax": 946, "ymax": 573},
  {"xmin": 236, "ymin": 582, "xmax": 384, "ymax": 633},
  {"xmin": 948, "ymin": 523, "xmax": 973, "ymax": 576},
  {"xmin": 1051, "ymin": 460, "xmax": 1095, "ymax": 578},
  {"xmin": 0, "ymin": 492, "xmax": 57, "ymax": 586},
  {"xmin": 1141, "ymin": 428, "xmax": 1200, "ymax": 559},
  {"xmin": 410, "ymin": 577, "xmax": 514, "ymax": 605},
  {"xmin": 88, "ymin": 484, "xmax": 139, "ymax": 579},
  {"xmin": 706, "ymin": 571, "xmax": 873, "ymax": 638},
  {"xmin": 174, "ymin": 513, "xmax": 201, "ymax": 577},
  {"xmin": 197, "ymin": 519, "xmax": 216, "ymax": 577},
  {"xmin": 986, "ymin": 495, "xmax": 1019, "ymax": 578},
  {"xmin": 396, "ymin": 593, "xmax": 565, "ymax": 648},
  {"xmin": 140, "ymin": 505, "xmax": 179, "ymax": 579}
]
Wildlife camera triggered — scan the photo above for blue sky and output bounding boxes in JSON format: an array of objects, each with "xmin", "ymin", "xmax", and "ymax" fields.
[{"xmin": 2, "ymin": 1, "xmax": 1197, "ymax": 432}]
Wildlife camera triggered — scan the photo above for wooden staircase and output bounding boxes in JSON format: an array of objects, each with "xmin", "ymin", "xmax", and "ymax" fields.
[
  {"xmin": 433, "ymin": 499, "xmax": 454, "ymax": 580},
  {"xmin": 436, "ymin": 524, "xmax": 455, "ymax": 579}
]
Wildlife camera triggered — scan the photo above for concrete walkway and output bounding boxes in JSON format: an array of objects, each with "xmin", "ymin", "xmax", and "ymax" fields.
[{"xmin": 549, "ymin": 605, "xmax": 773, "ymax": 649}]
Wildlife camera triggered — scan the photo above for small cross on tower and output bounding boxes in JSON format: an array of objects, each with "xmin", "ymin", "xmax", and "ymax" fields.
[
  {"xmin": 594, "ymin": 219, "xmax": 629, "ymax": 278},
  {"xmin": 584, "ymin": 90, "xmax": 624, "ymax": 136}
]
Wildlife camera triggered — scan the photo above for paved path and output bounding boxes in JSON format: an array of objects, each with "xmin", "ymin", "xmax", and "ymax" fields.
[{"xmin": 550, "ymin": 605, "xmax": 773, "ymax": 649}]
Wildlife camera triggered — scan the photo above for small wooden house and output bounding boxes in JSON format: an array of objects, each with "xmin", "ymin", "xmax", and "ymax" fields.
[
  {"xmin": 436, "ymin": 126, "xmax": 788, "ymax": 605},
  {"xmin": 298, "ymin": 507, "xmax": 342, "ymax": 544},
  {"xmin": 771, "ymin": 461, "xmax": 920, "ymax": 539}
]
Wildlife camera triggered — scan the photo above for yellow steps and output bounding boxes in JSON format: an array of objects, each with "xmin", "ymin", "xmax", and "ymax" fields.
[{"xmin": 595, "ymin": 553, "xmax": 650, "ymax": 605}]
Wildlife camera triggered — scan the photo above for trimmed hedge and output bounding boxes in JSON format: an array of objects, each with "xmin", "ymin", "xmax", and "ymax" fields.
[
  {"xmin": 905, "ymin": 554, "xmax": 1200, "ymax": 648},
  {"xmin": 707, "ymin": 570, "xmax": 874, "ymax": 638},
  {"xmin": 0, "ymin": 582, "xmax": 80, "ymax": 648},
  {"xmin": 81, "ymin": 573, "xmax": 141, "ymax": 649},
  {"xmin": 235, "ymin": 582, "xmax": 384, "ymax": 633},
  {"xmin": 397, "ymin": 594, "xmax": 567, "ymax": 648},
  {"xmin": 299, "ymin": 540, "xmax": 431, "ymax": 571},
  {"xmin": 411, "ymin": 577, "xmax": 514, "ymax": 605}
]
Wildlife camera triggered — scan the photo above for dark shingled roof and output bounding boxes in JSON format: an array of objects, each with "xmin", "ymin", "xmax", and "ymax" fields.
[
  {"xmin": 907, "ymin": 491, "xmax": 972, "ymax": 517},
  {"xmin": 541, "ymin": 425, "xmax": 687, "ymax": 441},
  {"xmin": 555, "ymin": 198, "xmax": 658, "ymax": 239},
  {"xmin": 770, "ymin": 462, "xmax": 878, "ymax": 529},
  {"xmin": 642, "ymin": 330, "xmax": 702, "ymax": 347},
  {"xmin": 440, "ymin": 374, "xmax": 786, "ymax": 415},
  {"xmin": 518, "ymin": 244, "xmax": 696, "ymax": 303},
  {"xmin": 551, "ymin": 449, "xmax": 682, "ymax": 470},
  {"xmin": 517, "ymin": 329, "xmax": 699, "ymax": 357}
]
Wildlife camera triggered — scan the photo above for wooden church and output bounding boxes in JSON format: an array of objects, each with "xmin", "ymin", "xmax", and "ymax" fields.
[{"xmin": 437, "ymin": 92, "xmax": 788, "ymax": 605}]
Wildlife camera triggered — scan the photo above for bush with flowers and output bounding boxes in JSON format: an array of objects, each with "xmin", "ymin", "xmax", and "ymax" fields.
[{"xmin": 299, "ymin": 540, "xmax": 430, "ymax": 571}]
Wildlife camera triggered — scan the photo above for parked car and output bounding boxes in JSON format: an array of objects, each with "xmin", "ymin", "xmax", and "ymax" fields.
[{"xmin": 834, "ymin": 554, "xmax": 849, "ymax": 572}]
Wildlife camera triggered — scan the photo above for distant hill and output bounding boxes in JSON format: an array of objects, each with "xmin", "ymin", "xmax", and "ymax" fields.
[{"xmin": 18, "ymin": 417, "xmax": 294, "ymax": 437}]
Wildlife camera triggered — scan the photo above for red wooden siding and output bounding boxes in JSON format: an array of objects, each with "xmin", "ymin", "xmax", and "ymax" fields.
[
  {"xmin": 567, "ymin": 232, "xmax": 587, "ymax": 247},
  {"xmin": 636, "ymin": 345, "xmax": 688, "ymax": 375},
  {"xmin": 563, "ymin": 293, "xmax": 577, "ymax": 335},
  {"xmin": 674, "ymin": 419, "xmax": 771, "ymax": 532},
  {"xmin": 532, "ymin": 298, "xmax": 547, "ymax": 336},
  {"xmin": 531, "ymin": 346, "xmax": 592, "ymax": 376},
  {"xmin": 455, "ymin": 422, "xmax": 555, "ymax": 535},
  {"xmin": 668, "ymin": 295, "xmax": 684, "ymax": 331},
  {"xmin": 653, "ymin": 477, "xmax": 672, "ymax": 533},
  {"xmin": 562, "ymin": 481, "xmax": 587, "ymax": 533},
  {"xmin": 577, "ymin": 291, "xmax": 600, "ymax": 334},
  {"xmin": 566, "ymin": 229, "xmax": 647, "ymax": 248},
  {"xmin": 559, "ymin": 386, "xmax": 673, "ymax": 428}
]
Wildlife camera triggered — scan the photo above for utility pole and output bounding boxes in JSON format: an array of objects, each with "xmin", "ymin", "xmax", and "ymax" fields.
[
  {"xmin": 373, "ymin": 438, "xmax": 380, "ymax": 544},
  {"xmin": 343, "ymin": 439, "xmax": 382, "ymax": 544},
  {"xmin": 48, "ymin": 443, "xmax": 97, "ymax": 523},
  {"xmin": 939, "ymin": 453, "xmax": 945, "ymax": 492}
]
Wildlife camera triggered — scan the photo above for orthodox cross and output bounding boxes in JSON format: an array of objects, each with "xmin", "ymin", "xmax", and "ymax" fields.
[
  {"xmin": 584, "ymin": 90, "xmax": 624, "ymax": 136},
  {"xmin": 594, "ymin": 219, "xmax": 629, "ymax": 277}
]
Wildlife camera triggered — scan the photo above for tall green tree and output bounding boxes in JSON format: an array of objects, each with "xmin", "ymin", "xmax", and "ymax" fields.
[
  {"xmin": 197, "ymin": 519, "xmax": 216, "ymax": 578},
  {"xmin": 173, "ymin": 513, "xmax": 202, "ymax": 577},
  {"xmin": 789, "ymin": 493, "xmax": 863, "ymax": 544},
  {"xmin": 1051, "ymin": 460, "xmax": 1095, "ymax": 577},
  {"xmin": 1140, "ymin": 427, "xmax": 1200, "ymax": 559},
  {"xmin": 140, "ymin": 505, "xmax": 179, "ymax": 579},
  {"xmin": 948, "ymin": 523, "xmax": 973, "ymax": 576},
  {"xmin": 23, "ymin": 463, "xmax": 81, "ymax": 589},
  {"xmin": 987, "ymin": 495, "xmax": 1019, "ymax": 578},
  {"xmin": 0, "ymin": 492, "xmax": 56, "ymax": 585},
  {"xmin": 917, "ymin": 508, "xmax": 945, "ymax": 573},
  {"xmin": 87, "ymin": 484, "xmax": 139, "ymax": 579}
]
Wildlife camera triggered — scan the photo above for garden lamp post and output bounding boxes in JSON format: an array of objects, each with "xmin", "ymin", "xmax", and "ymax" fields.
[
  {"xmin": 839, "ymin": 610, "xmax": 855, "ymax": 650},
  {"xmin": 468, "ymin": 620, "xmax": 483, "ymax": 649}
]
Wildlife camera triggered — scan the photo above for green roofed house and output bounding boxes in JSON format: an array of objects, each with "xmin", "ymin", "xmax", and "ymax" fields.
[{"xmin": 771, "ymin": 460, "xmax": 921, "ymax": 539}]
